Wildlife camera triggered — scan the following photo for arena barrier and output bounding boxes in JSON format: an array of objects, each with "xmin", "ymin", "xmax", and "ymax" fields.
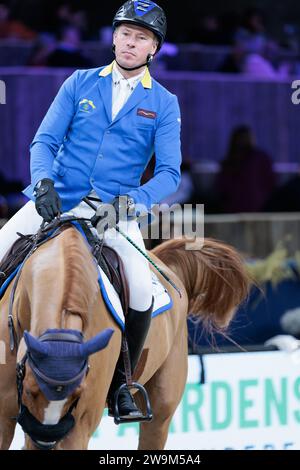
[{"xmin": 10, "ymin": 349, "xmax": 300, "ymax": 450}]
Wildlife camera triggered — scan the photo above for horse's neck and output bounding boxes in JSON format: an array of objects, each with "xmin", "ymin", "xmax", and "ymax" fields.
[
  {"xmin": 26, "ymin": 265, "xmax": 75, "ymax": 336},
  {"xmin": 20, "ymin": 228, "xmax": 98, "ymax": 337}
]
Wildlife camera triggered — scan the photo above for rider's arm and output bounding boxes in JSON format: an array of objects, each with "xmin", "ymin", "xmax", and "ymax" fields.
[
  {"xmin": 30, "ymin": 70, "xmax": 78, "ymax": 188},
  {"xmin": 127, "ymin": 93, "xmax": 182, "ymax": 210}
]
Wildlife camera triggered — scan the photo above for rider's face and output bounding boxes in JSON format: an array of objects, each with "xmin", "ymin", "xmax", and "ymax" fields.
[{"xmin": 113, "ymin": 24, "xmax": 158, "ymax": 72}]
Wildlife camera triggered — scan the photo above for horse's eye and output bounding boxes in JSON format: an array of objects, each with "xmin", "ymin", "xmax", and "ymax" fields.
[{"xmin": 25, "ymin": 387, "xmax": 38, "ymax": 398}]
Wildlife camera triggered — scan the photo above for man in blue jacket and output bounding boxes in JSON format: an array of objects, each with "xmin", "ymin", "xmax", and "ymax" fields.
[{"xmin": 0, "ymin": 0, "xmax": 181, "ymax": 421}]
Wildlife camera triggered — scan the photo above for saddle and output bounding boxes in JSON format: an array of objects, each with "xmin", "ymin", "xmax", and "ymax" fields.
[
  {"xmin": 0, "ymin": 232, "xmax": 35, "ymax": 284},
  {"xmin": 0, "ymin": 219, "xmax": 129, "ymax": 315},
  {"xmin": 96, "ymin": 245, "xmax": 129, "ymax": 316}
]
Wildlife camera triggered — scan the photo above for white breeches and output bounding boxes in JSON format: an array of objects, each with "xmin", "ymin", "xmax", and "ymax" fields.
[{"xmin": 0, "ymin": 200, "xmax": 152, "ymax": 311}]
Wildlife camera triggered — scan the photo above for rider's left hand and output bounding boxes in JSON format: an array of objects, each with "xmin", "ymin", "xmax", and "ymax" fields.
[
  {"xmin": 91, "ymin": 195, "xmax": 136, "ymax": 234},
  {"xmin": 112, "ymin": 195, "xmax": 136, "ymax": 224}
]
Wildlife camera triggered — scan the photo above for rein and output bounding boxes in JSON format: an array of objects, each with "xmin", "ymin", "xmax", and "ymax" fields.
[
  {"xmin": 7, "ymin": 217, "xmax": 93, "ymax": 449},
  {"xmin": 7, "ymin": 216, "xmax": 90, "ymax": 352}
]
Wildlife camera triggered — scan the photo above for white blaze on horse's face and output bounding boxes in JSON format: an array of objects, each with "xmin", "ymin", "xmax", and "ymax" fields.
[{"xmin": 43, "ymin": 400, "xmax": 68, "ymax": 425}]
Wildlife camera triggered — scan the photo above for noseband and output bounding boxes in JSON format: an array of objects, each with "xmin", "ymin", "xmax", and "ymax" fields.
[{"xmin": 16, "ymin": 331, "xmax": 89, "ymax": 450}]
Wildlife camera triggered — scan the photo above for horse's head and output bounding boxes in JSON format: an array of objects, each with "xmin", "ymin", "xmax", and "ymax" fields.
[{"xmin": 17, "ymin": 328, "xmax": 114, "ymax": 450}]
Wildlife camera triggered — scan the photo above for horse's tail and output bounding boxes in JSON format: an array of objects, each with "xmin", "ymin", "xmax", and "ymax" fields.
[{"xmin": 152, "ymin": 238, "xmax": 251, "ymax": 329}]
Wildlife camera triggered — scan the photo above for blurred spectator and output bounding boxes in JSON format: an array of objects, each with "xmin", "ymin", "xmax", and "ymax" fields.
[
  {"xmin": 219, "ymin": 46, "xmax": 244, "ymax": 73},
  {"xmin": 218, "ymin": 11, "xmax": 240, "ymax": 45},
  {"xmin": 242, "ymin": 52, "xmax": 278, "ymax": 78},
  {"xmin": 45, "ymin": 25, "xmax": 94, "ymax": 68},
  {"xmin": 0, "ymin": 172, "xmax": 25, "ymax": 217},
  {"xmin": 281, "ymin": 23, "xmax": 300, "ymax": 53},
  {"xmin": 99, "ymin": 25, "xmax": 112, "ymax": 45},
  {"xmin": 235, "ymin": 8, "xmax": 269, "ymax": 55},
  {"xmin": 0, "ymin": 2, "xmax": 37, "ymax": 40},
  {"xmin": 264, "ymin": 172, "xmax": 300, "ymax": 212},
  {"xmin": 28, "ymin": 32, "xmax": 56, "ymax": 66},
  {"xmin": 215, "ymin": 125, "xmax": 276, "ymax": 213},
  {"xmin": 190, "ymin": 12, "xmax": 239, "ymax": 46},
  {"xmin": 154, "ymin": 41, "xmax": 179, "ymax": 72},
  {"xmin": 196, "ymin": 15, "xmax": 223, "ymax": 46},
  {"xmin": 55, "ymin": 2, "xmax": 88, "ymax": 39},
  {"xmin": 234, "ymin": 8, "xmax": 283, "ymax": 78}
]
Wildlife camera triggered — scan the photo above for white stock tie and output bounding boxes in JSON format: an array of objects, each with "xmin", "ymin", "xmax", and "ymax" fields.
[{"xmin": 112, "ymin": 78, "xmax": 133, "ymax": 121}]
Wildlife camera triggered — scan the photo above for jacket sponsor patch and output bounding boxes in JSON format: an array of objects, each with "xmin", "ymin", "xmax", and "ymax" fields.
[
  {"xmin": 137, "ymin": 108, "xmax": 157, "ymax": 119},
  {"xmin": 79, "ymin": 98, "xmax": 96, "ymax": 112}
]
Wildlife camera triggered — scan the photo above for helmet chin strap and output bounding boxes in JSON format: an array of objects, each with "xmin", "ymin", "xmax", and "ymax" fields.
[{"xmin": 112, "ymin": 45, "xmax": 153, "ymax": 71}]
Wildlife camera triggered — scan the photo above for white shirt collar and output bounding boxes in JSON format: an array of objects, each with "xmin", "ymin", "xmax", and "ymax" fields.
[{"xmin": 112, "ymin": 63, "xmax": 146, "ymax": 87}]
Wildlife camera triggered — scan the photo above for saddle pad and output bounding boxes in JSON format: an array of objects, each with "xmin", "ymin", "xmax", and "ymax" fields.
[
  {"xmin": 98, "ymin": 265, "xmax": 173, "ymax": 331},
  {"xmin": 0, "ymin": 260, "xmax": 173, "ymax": 332}
]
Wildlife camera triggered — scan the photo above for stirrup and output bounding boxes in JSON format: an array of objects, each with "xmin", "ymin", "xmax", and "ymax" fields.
[{"xmin": 111, "ymin": 382, "xmax": 153, "ymax": 425}]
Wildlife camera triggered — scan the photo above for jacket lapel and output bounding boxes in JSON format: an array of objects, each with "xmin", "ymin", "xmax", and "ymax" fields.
[
  {"xmin": 97, "ymin": 62, "xmax": 151, "ymax": 125},
  {"xmin": 97, "ymin": 74, "xmax": 112, "ymax": 123},
  {"xmin": 112, "ymin": 82, "xmax": 148, "ymax": 125}
]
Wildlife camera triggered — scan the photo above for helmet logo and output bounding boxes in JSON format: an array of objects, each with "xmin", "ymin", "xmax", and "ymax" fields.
[{"xmin": 134, "ymin": 0, "xmax": 156, "ymax": 17}]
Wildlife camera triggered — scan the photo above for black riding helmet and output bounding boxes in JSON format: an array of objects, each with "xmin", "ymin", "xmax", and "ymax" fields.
[
  {"xmin": 112, "ymin": 1, "xmax": 167, "ymax": 71},
  {"xmin": 113, "ymin": 0, "xmax": 167, "ymax": 51}
]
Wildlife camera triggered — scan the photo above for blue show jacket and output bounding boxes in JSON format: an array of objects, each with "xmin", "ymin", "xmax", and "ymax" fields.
[{"xmin": 24, "ymin": 62, "xmax": 182, "ymax": 214}]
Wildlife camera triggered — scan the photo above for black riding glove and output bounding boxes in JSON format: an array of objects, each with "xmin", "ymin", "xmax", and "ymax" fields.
[
  {"xmin": 34, "ymin": 178, "xmax": 62, "ymax": 222},
  {"xmin": 112, "ymin": 195, "xmax": 136, "ymax": 224}
]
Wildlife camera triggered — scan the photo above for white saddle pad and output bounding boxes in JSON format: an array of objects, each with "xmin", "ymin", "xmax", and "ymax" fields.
[{"xmin": 98, "ymin": 266, "xmax": 173, "ymax": 330}]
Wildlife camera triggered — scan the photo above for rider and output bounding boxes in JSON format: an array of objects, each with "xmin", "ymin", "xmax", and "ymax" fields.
[{"xmin": 0, "ymin": 0, "xmax": 181, "ymax": 421}]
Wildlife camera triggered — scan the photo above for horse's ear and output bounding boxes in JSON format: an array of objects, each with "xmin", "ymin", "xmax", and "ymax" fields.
[
  {"xmin": 23, "ymin": 331, "xmax": 49, "ymax": 357},
  {"xmin": 80, "ymin": 328, "xmax": 114, "ymax": 357}
]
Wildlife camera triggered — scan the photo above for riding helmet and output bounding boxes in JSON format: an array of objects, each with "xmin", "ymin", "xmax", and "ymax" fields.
[{"xmin": 113, "ymin": 0, "xmax": 167, "ymax": 50}]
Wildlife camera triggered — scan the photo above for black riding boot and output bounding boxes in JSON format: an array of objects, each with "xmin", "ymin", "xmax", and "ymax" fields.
[{"xmin": 108, "ymin": 297, "xmax": 154, "ymax": 420}]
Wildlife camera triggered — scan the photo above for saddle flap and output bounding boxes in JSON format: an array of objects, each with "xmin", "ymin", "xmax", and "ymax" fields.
[
  {"xmin": 75, "ymin": 220, "xmax": 130, "ymax": 317},
  {"xmin": 101, "ymin": 246, "xmax": 129, "ymax": 316},
  {"xmin": 0, "ymin": 234, "xmax": 36, "ymax": 288},
  {"xmin": 102, "ymin": 247, "xmax": 122, "ymax": 293}
]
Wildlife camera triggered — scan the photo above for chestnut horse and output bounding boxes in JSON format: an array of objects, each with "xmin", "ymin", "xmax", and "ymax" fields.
[{"xmin": 0, "ymin": 226, "xmax": 250, "ymax": 450}]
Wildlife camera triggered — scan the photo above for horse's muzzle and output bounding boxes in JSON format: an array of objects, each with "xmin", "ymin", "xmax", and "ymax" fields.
[{"xmin": 17, "ymin": 404, "xmax": 75, "ymax": 450}]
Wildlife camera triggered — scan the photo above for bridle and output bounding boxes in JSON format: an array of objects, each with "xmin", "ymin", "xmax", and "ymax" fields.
[{"xmin": 16, "ymin": 330, "xmax": 89, "ymax": 450}]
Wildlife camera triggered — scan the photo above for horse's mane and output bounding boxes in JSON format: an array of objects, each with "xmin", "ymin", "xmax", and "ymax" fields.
[
  {"xmin": 60, "ymin": 227, "xmax": 99, "ymax": 328},
  {"xmin": 152, "ymin": 237, "xmax": 252, "ymax": 329}
]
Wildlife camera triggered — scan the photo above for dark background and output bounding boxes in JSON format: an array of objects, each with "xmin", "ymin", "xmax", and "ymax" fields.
[{"xmin": 3, "ymin": 0, "xmax": 300, "ymax": 42}]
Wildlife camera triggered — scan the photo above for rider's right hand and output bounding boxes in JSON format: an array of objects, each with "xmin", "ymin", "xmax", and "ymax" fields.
[{"xmin": 34, "ymin": 178, "xmax": 62, "ymax": 222}]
